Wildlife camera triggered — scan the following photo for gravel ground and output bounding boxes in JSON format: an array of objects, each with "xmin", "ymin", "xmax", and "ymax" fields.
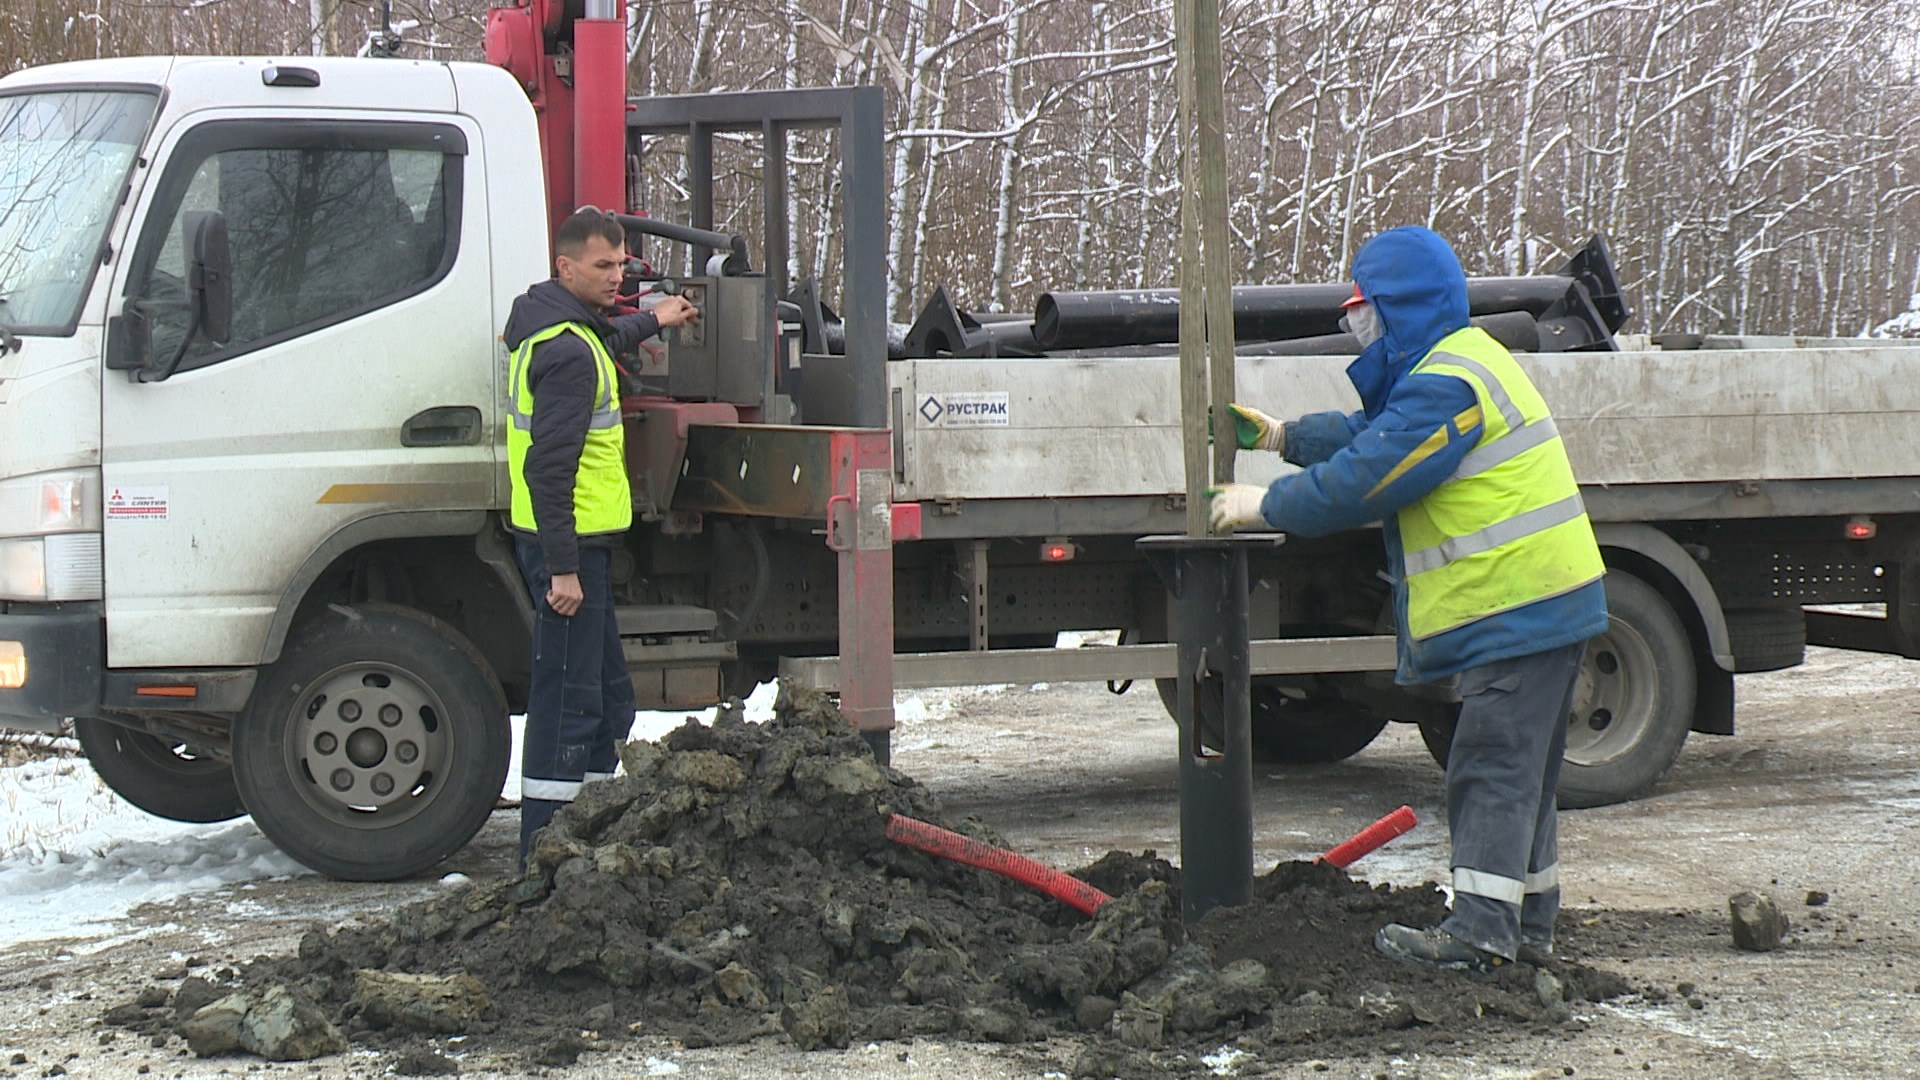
[{"xmin": 3, "ymin": 644, "xmax": 1919, "ymax": 1078}]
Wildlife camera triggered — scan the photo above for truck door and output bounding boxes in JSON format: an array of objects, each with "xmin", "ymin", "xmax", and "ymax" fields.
[{"xmin": 100, "ymin": 114, "xmax": 498, "ymax": 669}]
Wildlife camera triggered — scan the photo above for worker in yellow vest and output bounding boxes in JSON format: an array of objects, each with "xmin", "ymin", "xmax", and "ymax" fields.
[
  {"xmin": 1210, "ymin": 226, "xmax": 1608, "ymax": 974},
  {"xmin": 502, "ymin": 208, "xmax": 698, "ymax": 870}
]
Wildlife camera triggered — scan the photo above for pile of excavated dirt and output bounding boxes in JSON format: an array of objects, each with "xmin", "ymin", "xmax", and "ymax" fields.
[{"xmin": 103, "ymin": 687, "xmax": 1637, "ymax": 1075}]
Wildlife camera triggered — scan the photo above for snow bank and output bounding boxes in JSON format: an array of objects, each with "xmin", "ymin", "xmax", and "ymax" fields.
[{"xmin": 0, "ymin": 754, "xmax": 306, "ymax": 948}]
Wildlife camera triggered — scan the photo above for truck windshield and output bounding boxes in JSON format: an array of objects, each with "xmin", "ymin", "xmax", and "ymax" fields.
[{"xmin": 0, "ymin": 88, "xmax": 156, "ymax": 334}]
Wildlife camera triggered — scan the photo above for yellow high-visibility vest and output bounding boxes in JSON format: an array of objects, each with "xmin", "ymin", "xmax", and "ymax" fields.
[
  {"xmin": 1398, "ymin": 327, "xmax": 1604, "ymax": 640},
  {"xmin": 506, "ymin": 322, "xmax": 632, "ymax": 537}
]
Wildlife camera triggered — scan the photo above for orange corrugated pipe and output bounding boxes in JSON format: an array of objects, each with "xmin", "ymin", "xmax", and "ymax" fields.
[
  {"xmin": 885, "ymin": 803, "xmax": 1418, "ymax": 917},
  {"xmin": 1319, "ymin": 805, "xmax": 1419, "ymax": 868},
  {"xmin": 884, "ymin": 814, "xmax": 1114, "ymax": 916}
]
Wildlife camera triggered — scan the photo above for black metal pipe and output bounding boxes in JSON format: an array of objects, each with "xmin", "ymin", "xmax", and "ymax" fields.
[
  {"xmin": 902, "ymin": 286, "xmax": 1046, "ymax": 358},
  {"xmin": 612, "ymin": 213, "xmax": 750, "ymax": 274},
  {"xmin": 1036, "ymin": 278, "xmax": 1603, "ymax": 349},
  {"xmin": 1254, "ymin": 310, "xmax": 1543, "ymax": 355},
  {"xmin": 1034, "ymin": 284, "xmax": 1353, "ymax": 350},
  {"xmin": 1139, "ymin": 535, "xmax": 1282, "ymax": 923},
  {"xmin": 1068, "ymin": 310, "xmax": 1548, "ymax": 358},
  {"xmin": 1033, "ymin": 234, "xmax": 1628, "ymax": 352}
]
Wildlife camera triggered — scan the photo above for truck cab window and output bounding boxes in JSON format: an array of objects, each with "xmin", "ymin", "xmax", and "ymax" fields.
[{"xmin": 127, "ymin": 123, "xmax": 463, "ymax": 372}]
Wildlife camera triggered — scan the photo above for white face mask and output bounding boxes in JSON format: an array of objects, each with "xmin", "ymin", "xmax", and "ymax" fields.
[{"xmin": 1341, "ymin": 302, "xmax": 1383, "ymax": 348}]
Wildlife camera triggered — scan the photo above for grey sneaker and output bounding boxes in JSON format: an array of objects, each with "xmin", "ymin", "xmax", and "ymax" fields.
[{"xmin": 1373, "ymin": 924, "xmax": 1507, "ymax": 974}]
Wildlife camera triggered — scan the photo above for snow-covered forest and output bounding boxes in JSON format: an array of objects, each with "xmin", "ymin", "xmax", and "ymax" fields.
[{"xmin": 7, "ymin": 0, "xmax": 1918, "ymax": 335}]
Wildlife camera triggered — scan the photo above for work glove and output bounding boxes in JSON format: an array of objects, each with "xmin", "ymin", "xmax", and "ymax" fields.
[
  {"xmin": 1206, "ymin": 483, "xmax": 1269, "ymax": 532},
  {"xmin": 1226, "ymin": 404, "xmax": 1286, "ymax": 453}
]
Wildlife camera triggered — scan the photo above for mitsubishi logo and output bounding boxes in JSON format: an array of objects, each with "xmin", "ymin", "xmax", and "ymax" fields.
[{"xmin": 918, "ymin": 396, "xmax": 943, "ymax": 424}]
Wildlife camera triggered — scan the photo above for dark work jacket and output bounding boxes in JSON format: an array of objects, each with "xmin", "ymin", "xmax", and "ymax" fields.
[{"xmin": 501, "ymin": 280, "xmax": 661, "ymax": 574}]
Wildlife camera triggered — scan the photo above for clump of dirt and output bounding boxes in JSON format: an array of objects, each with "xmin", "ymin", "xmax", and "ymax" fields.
[{"xmin": 117, "ymin": 687, "xmax": 1639, "ymax": 1073}]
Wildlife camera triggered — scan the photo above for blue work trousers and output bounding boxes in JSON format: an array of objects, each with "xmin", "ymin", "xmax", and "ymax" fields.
[{"xmin": 513, "ymin": 537, "xmax": 635, "ymax": 868}]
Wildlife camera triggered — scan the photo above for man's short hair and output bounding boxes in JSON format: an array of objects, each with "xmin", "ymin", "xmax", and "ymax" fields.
[{"xmin": 555, "ymin": 207, "xmax": 626, "ymax": 257}]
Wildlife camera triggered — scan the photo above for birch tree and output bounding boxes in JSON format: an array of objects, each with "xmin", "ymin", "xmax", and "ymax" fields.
[{"xmin": 9, "ymin": 0, "xmax": 1917, "ymax": 335}]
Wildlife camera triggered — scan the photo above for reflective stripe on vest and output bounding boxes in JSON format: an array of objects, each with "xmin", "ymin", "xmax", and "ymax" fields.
[
  {"xmin": 506, "ymin": 321, "xmax": 632, "ymax": 536},
  {"xmin": 1397, "ymin": 327, "xmax": 1604, "ymax": 640}
]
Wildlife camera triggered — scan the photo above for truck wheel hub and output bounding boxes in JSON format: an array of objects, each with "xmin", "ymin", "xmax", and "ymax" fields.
[
  {"xmin": 1567, "ymin": 626, "xmax": 1656, "ymax": 766},
  {"xmin": 294, "ymin": 664, "xmax": 440, "ymax": 810}
]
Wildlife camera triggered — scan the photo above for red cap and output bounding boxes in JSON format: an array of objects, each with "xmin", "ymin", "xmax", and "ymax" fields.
[{"xmin": 1341, "ymin": 284, "xmax": 1367, "ymax": 309}]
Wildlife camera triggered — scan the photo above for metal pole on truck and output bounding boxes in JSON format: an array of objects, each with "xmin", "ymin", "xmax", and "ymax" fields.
[{"xmin": 1138, "ymin": 0, "xmax": 1277, "ymax": 924}]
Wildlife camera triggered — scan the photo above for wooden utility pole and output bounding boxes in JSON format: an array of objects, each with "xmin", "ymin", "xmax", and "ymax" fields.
[
  {"xmin": 1150, "ymin": 0, "xmax": 1264, "ymax": 924},
  {"xmin": 1173, "ymin": 0, "xmax": 1237, "ymax": 535}
]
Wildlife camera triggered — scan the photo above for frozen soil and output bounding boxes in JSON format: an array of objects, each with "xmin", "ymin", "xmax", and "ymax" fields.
[{"xmin": 94, "ymin": 687, "xmax": 1630, "ymax": 1077}]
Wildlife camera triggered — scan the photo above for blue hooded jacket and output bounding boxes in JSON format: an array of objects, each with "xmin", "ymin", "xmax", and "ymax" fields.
[{"xmin": 1259, "ymin": 226, "xmax": 1608, "ymax": 684}]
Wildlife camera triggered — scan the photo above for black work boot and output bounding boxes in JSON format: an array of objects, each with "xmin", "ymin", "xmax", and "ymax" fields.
[
  {"xmin": 1373, "ymin": 924, "xmax": 1507, "ymax": 974},
  {"xmin": 1517, "ymin": 933, "xmax": 1555, "ymax": 966}
]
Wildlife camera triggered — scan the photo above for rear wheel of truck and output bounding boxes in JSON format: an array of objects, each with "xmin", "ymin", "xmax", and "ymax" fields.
[
  {"xmin": 231, "ymin": 604, "xmax": 510, "ymax": 881},
  {"xmin": 1156, "ymin": 676, "xmax": 1389, "ymax": 764},
  {"xmin": 72, "ymin": 718, "xmax": 246, "ymax": 824},
  {"xmin": 1415, "ymin": 572, "xmax": 1696, "ymax": 808},
  {"xmin": 1725, "ymin": 606, "xmax": 1806, "ymax": 673}
]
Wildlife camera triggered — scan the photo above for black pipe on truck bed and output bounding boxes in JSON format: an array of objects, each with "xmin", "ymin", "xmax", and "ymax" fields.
[
  {"xmin": 902, "ymin": 285, "xmax": 1045, "ymax": 358},
  {"xmin": 1032, "ymin": 234, "xmax": 1629, "ymax": 353},
  {"xmin": 1056, "ymin": 310, "xmax": 1545, "ymax": 358}
]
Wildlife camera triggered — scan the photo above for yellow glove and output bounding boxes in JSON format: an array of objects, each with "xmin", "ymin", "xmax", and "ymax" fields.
[
  {"xmin": 1206, "ymin": 483, "xmax": 1268, "ymax": 532},
  {"xmin": 1227, "ymin": 404, "xmax": 1286, "ymax": 453}
]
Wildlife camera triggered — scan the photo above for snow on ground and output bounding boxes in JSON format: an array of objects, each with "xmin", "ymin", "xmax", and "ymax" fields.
[{"xmin": 0, "ymin": 749, "xmax": 304, "ymax": 949}]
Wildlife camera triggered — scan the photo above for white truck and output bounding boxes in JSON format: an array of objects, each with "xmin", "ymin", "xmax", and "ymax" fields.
[{"xmin": 4, "ymin": 51, "xmax": 1918, "ymax": 881}]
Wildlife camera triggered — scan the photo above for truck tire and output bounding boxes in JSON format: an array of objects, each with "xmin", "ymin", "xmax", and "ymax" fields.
[
  {"xmin": 231, "ymin": 604, "xmax": 510, "ymax": 880},
  {"xmin": 72, "ymin": 718, "xmax": 246, "ymax": 824},
  {"xmin": 1415, "ymin": 572, "xmax": 1696, "ymax": 809},
  {"xmin": 1725, "ymin": 606, "xmax": 1805, "ymax": 673},
  {"xmin": 1415, "ymin": 703, "xmax": 1461, "ymax": 770},
  {"xmin": 1155, "ymin": 676, "xmax": 1389, "ymax": 764}
]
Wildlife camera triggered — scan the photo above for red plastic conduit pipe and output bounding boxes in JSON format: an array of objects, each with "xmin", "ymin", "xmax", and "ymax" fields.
[
  {"xmin": 884, "ymin": 814, "xmax": 1114, "ymax": 917},
  {"xmin": 1318, "ymin": 805, "xmax": 1419, "ymax": 869}
]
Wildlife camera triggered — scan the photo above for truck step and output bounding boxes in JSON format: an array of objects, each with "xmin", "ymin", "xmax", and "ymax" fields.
[{"xmin": 616, "ymin": 605, "xmax": 719, "ymax": 638}]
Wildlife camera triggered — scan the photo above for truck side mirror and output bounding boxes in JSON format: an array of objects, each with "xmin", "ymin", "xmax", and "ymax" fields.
[
  {"xmin": 133, "ymin": 211, "xmax": 232, "ymax": 383},
  {"xmin": 103, "ymin": 309, "xmax": 152, "ymax": 371},
  {"xmin": 185, "ymin": 211, "xmax": 233, "ymax": 345}
]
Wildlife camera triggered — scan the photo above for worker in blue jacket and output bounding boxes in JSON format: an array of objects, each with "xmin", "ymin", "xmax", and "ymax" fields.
[{"xmin": 1209, "ymin": 226, "xmax": 1609, "ymax": 973}]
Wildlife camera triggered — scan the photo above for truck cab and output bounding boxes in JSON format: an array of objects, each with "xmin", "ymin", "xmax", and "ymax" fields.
[{"xmin": 0, "ymin": 57, "xmax": 550, "ymax": 876}]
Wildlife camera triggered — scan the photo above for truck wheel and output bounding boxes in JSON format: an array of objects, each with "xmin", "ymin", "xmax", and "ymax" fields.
[
  {"xmin": 231, "ymin": 604, "xmax": 510, "ymax": 880},
  {"xmin": 1156, "ymin": 677, "xmax": 1388, "ymax": 764},
  {"xmin": 1415, "ymin": 705, "xmax": 1462, "ymax": 769},
  {"xmin": 1725, "ymin": 606, "xmax": 1805, "ymax": 673},
  {"xmin": 1415, "ymin": 572, "xmax": 1696, "ymax": 809},
  {"xmin": 1560, "ymin": 573, "xmax": 1695, "ymax": 807},
  {"xmin": 72, "ymin": 718, "xmax": 245, "ymax": 824}
]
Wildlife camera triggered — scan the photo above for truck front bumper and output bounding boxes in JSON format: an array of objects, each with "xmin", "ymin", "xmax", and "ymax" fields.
[{"xmin": 0, "ymin": 605, "xmax": 103, "ymax": 732}]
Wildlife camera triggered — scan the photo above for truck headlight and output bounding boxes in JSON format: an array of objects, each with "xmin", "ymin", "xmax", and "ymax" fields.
[
  {"xmin": 0, "ymin": 642, "xmax": 23, "ymax": 690},
  {"xmin": 0, "ymin": 468, "xmax": 101, "ymax": 535},
  {"xmin": 0, "ymin": 533, "xmax": 103, "ymax": 602}
]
